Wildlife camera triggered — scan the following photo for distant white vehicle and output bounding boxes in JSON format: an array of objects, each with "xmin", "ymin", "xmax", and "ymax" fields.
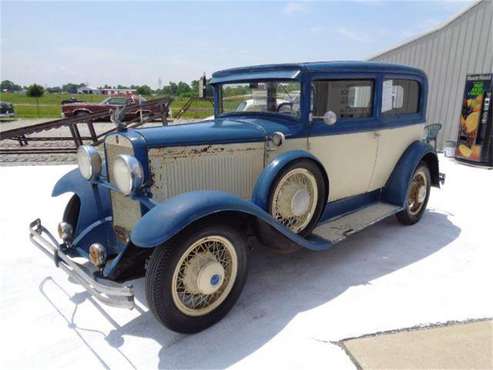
[{"xmin": 204, "ymin": 97, "xmax": 297, "ymax": 120}]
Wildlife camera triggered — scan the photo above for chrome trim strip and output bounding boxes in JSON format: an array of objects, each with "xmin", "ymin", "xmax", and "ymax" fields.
[{"xmin": 29, "ymin": 219, "xmax": 135, "ymax": 309}]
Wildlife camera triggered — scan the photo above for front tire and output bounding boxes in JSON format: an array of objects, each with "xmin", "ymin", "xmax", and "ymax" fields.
[
  {"xmin": 396, "ymin": 163, "xmax": 431, "ymax": 225},
  {"xmin": 145, "ymin": 222, "xmax": 248, "ymax": 333}
]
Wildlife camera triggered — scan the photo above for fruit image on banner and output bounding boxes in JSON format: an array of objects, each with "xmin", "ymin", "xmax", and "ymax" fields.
[{"xmin": 456, "ymin": 74, "xmax": 492, "ymax": 163}]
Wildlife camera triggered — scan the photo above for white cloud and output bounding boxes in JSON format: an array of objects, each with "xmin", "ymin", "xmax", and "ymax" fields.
[
  {"xmin": 282, "ymin": 2, "xmax": 307, "ymax": 15},
  {"xmin": 336, "ymin": 27, "xmax": 372, "ymax": 43}
]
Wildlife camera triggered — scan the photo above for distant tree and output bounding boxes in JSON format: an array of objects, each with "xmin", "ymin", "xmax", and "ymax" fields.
[
  {"xmin": 176, "ymin": 81, "xmax": 192, "ymax": 97},
  {"xmin": 169, "ymin": 82, "xmax": 178, "ymax": 95},
  {"xmin": 117, "ymin": 84, "xmax": 129, "ymax": 89},
  {"xmin": 136, "ymin": 85, "xmax": 153, "ymax": 96},
  {"xmin": 26, "ymin": 84, "xmax": 45, "ymax": 117},
  {"xmin": 191, "ymin": 80, "xmax": 199, "ymax": 97},
  {"xmin": 1, "ymin": 80, "xmax": 22, "ymax": 92}
]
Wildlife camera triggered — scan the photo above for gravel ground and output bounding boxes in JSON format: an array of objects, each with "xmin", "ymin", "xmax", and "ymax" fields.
[
  {"xmin": 0, "ymin": 118, "xmax": 188, "ymax": 166},
  {"xmin": 0, "ymin": 156, "xmax": 492, "ymax": 369}
]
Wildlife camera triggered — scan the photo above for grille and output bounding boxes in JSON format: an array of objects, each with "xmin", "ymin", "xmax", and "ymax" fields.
[
  {"xmin": 148, "ymin": 143, "xmax": 265, "ymax": 202},
  {"xmin": 105, "ymin": 134, "xmax": 142, "ymax": 239}
]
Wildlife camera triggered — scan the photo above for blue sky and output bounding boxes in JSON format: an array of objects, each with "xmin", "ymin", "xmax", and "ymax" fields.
[{"xmin": 1, "ymin": 1, "xmax": 474, "ymax": 88}]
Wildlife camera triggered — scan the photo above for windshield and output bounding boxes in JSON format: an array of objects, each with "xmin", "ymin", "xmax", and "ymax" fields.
[
  {"xmin": 102, "ymin": 97, "xmax": 128, "ymax": 105},
  {"xmin": 219, "ymin": 80, "xmax": 300, "ymax": 118}
]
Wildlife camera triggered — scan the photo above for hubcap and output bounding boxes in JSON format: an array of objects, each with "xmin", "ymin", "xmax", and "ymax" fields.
[
  {"xmin": 407, "ymin": 170, "xmax": 428, "ymax": 216},
  {"xmin": 271, "ymin": 168, "xmax": 318, "ymax": 233},
  {"xmin": 291, "ymin": 189, "xmax": 310, "ymax": 216},
  {"xmin": 196, "ymin": 261, "xmax": 224, "ymax": 295},
  {"xmin": 172, "ymin": 235, "xmax": 238, "ymax": 316}
]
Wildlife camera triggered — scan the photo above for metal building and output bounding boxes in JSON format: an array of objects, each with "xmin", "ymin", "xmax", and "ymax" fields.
[{"xmin": 370, "ymin": 0, "xmax": 493, "ymax": 149}]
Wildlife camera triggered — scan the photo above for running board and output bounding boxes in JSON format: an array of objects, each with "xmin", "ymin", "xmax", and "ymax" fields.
[{"xmin": 312, "ymin": 202, "xmax": 402, "ymax": 245}]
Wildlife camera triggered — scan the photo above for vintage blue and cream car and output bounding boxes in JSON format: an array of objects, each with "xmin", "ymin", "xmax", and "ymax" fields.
[{"xmin": 30, "ymin": 61, "xmax": 444, "ymax": 333}]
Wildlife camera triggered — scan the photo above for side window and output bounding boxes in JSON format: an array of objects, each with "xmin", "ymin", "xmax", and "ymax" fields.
[
  {"xmin": 312, "ymin": 80, "xmax": 374, "ymax": 120},
  {"xmin": 382, "ymin": 79, "xmax": 420, "ymax": 117}
]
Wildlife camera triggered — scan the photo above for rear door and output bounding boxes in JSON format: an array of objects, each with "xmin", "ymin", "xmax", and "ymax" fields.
[
  {"xmin": 308, "ymin": 77, "xmax": 379, "ymax": 201},
  {"xmin": 369, "ymin": 76, "xmax": 425, "ymax": 190}
]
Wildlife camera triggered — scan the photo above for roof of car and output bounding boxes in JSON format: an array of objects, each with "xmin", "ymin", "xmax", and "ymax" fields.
[{"xmin": 211, "ymin": 61, "xmax": 425, "ymax": 83}]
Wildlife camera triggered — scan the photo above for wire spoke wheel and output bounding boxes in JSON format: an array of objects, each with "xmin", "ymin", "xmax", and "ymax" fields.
[
  {"xmin": 407, "ymin": 169, "xmax": 428, "ymax": 216},
  {"xmin": 171, "ymin": 235, "xmax": 238, "ymax": 317},
  {"xmin": 271, "ymin": 168, "xmax": 319, "ymax": 233}
]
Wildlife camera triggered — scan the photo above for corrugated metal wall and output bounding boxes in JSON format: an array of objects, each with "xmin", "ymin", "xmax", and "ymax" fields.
[{"xmin": 371, "ymin": 0, "xmax": 493, "ymax": 149}]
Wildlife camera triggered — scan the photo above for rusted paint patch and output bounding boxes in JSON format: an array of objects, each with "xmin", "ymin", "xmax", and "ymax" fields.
[
  {"xmin": 149, "ymin": 143, "xmax": 261, "ymax": 160},
  {"xmin": 148, "ymin": 142, "xmax": 265, "ymax": 202}
]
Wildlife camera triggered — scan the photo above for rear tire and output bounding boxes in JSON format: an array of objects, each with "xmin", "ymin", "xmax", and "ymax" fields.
[
  {"xmin": 396, "ymin": 163, "xmax": 431, "ymax": 225},
  {"xmin": 145, "ymin": 222, "xmax": 248, "ymax": 333}
]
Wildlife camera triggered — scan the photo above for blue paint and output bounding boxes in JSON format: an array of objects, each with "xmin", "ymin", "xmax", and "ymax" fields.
[
  {"xmin": 211, "ymin": 61, "xmax": 424, "ymax": 82},
  {"xmin": 52, "ymin": 169, "xmax": 118, "ymax": 255},
  {"xmin": 252, "ymin": 150, "xmax": 328, "ymax": 211},
  {"xmin": 210, "ymin": 69, "xmax": 301, "ymax": 84},
  {"xmin": 210, "ymin": 274, "xmax": 220, "ymax": 286},
  {"xmin": 382, "ymin": 140, "xmax": 438, "ymax": 206},
  {"xmin": 135, "ymin": 117, "xmax": 303, "ymax": 148},
  {"xmin": 130, "ymin": 191, "xmax": 331, "ymax": 251}
]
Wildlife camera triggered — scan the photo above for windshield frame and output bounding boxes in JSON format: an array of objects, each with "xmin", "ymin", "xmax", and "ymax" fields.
[{"xmin": 215, "ymin": 78, "xmax": 303, "ymax": 122}]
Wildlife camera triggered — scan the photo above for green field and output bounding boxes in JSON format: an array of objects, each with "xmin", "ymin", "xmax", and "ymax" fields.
[{"xmin": 0, "ymin": 93, "xmax": 214, "ymax": 119}]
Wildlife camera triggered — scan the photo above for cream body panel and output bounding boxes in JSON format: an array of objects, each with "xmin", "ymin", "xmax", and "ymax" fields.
[
  {"xmin": 148, "ymin": 142, "xmax": 265, "ymax": 202},
  {"xmin": 309, "ymin": 131, "xmax": 378, "ymax": 201},
  {"xmin": 369, "ymin": 123, "xmax": 424, "ymax": 190}
]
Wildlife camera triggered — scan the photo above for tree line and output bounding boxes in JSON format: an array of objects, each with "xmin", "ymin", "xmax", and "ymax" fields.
[{"xmin": 1, "ymin": 79, "xmax": 207, "ymax": 97}]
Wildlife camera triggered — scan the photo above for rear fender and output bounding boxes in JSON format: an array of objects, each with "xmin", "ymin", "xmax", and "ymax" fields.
[
  {"xmin": 252, "ymin": 150, "xmax": 329, "ymax": 210},
  {"xmin": 382, "ymin": 141, "xmax": 440, "ymax": 207},
  {"xmin": 130, "ymin": 191, "xmax": 329, "ymax": 251}
]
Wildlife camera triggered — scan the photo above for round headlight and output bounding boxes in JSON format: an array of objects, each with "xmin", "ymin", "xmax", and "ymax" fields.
[
  {"xmin": 77, "ymin": 145, "xmax": 102, "ymax": 180},
  {"xmin": 271, "ymin": 131, "xmax": 286, "ymax": 147},
  {"xmin": 112, "ymin": 155, "xmax": 144, "ymax": 195}
]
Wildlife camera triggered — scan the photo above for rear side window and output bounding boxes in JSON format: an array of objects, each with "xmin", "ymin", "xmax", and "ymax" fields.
[
  {"xmin": 312, "ymin": 80, "xmax": 374, "ymax": 120},
  {"xmin": 381, "ymin": 79, "xmax": 420, "ymax": 117}
]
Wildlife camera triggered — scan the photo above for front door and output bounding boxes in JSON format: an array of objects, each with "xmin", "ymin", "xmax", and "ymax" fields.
[{"xmin": 309, "ymin": 78, "xmax": 379, "ymax": 201}]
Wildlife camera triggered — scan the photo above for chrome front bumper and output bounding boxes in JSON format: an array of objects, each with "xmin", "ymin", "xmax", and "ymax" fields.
[{"xmin": 29, "ymin": 219, "xmax": 135, "ymax": 309}]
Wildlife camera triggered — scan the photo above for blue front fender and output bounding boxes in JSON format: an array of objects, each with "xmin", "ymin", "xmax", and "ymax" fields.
[
  {"xmin": 52, "ymin": 169, "xmax": 114, "ymax": 254},
  {"xmin": 130, "ymin": 191, "xmax": 329, "ymax": 251}
]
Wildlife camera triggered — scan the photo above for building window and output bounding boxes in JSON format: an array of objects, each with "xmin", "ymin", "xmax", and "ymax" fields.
[
  {"xmin": 312, "ymin": 80, "xmax": 374, "ymax": 120},
  {"xmin": 382, "ymin": 79, "xmax": 420, "ymax": 117}
]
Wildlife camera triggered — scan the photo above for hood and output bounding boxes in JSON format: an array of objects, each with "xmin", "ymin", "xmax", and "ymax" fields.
[{"xmin": 134, "ymin": 117, "xmax": 295, "ymax": 148}]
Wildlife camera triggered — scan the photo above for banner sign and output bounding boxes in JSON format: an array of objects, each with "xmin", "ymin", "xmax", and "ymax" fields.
[{"xmin": 456, "ymin": 74, "xmax": 493, "ymax": 162}]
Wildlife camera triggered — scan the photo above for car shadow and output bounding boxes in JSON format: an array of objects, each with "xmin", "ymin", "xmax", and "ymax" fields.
[{"xmin": 39, "ymin": 211, "xmax": 460, "ymax": 369}]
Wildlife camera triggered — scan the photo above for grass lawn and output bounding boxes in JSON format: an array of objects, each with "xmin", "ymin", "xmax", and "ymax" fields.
[{"xmin": 0, "ymin": 93, "xmax": 214, "ymax": 119}]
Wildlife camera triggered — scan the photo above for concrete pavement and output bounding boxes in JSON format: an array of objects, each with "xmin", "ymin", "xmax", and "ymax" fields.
[{"xmin": 0, "ymin": 156, "xmax": 491, "ymax": 369}]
